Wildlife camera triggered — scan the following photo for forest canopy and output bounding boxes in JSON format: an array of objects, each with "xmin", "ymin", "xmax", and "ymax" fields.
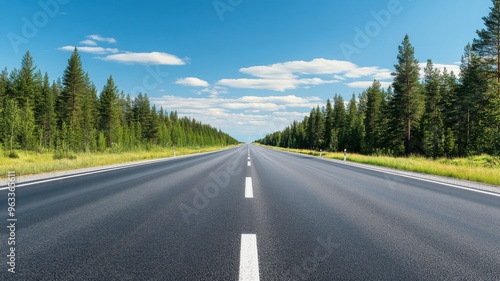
[
  {"xmin": 0, "ymin": 49, "xmax": 238, "ymax": 156},
  {"xmin": 256, "ymin": 1, "xmax": 500, "ymax": 157}
]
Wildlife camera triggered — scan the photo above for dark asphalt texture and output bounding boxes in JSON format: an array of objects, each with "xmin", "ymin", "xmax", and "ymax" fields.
[{"xmin": 1, "ymin": 145, "xmax": 499, "ymax": 280}]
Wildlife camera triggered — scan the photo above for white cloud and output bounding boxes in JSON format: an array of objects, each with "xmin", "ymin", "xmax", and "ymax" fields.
[
  {"xmin": 150, "ymin": 94, "xmax": 316, "ymax": 142},
  {"xmin": 217, "ymin": 77, "xmax": 338, "ymax": 92},
  {"xmin": 87, "ymin": 34, "xmax": 117, "ymax": 44},
  {"xmin": 175, "ymin": 77, "xmax": 209, "ymax": 87},
  {"xmin": 101, "ymin": 52, "xmax": 186, "ymax": 65},
  {"xmin": 240, "ymin": 58, "xmax": 358, "ymax": 78},
  {"xmin": 199, "ymin": 86, "xmax": 227, "ymax": 98},
  {"xmin": 80, "ymin": 39, "xmax": 97, "ymax": 46},
  {"xmin": 418, "ymin": 62, "xmax": 461, "ymax": 78},
  {"xmin": 58, "ymin": 46, "xmax": 119, "ymax": 54},
  {"xmin": 217, "ymin": 58, "xmax": 393, "ymax": 92},
  {"xmin": 346, "ymin": 81, "xmax": 392, "ymax": 89}
]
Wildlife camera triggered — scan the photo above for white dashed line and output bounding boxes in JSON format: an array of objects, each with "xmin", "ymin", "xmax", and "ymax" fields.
[
  {"xmin": 239, "ymin": 234, "xmax": 259, "ymax": 281},
  {"xmin": 247, "ymin": 161, "xmax": 251, "ymax": 167},
  {"xmin": 245, "ymin": 177, "xmax": 253, "ymax": 198}
]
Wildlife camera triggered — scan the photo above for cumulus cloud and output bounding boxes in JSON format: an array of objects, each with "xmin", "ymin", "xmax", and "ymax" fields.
[
  {"xmin": 58, "ymin": 35, "xmax": 185, "ymax": 66},
  {"xmin": 80, "ymin": 39, "xmax": 97, "ymax": 46},
  {"xmin": 150, "ymin": 94, "xmax": 319, "ymax": 142},
  {"xmin": 175, "ymin": 77, "xmax": 209, "ymax": 87},
  {"xmin": 346, "ymin": 81, "xmax": 393, "ymax": 89},
  {"xmin": 87, "ymin": 34, "xmax": 117, "ymax": 44},
  {"xmin": 58, "ymin": 46, "xmax": 119, "ymax": 54},
  {"xmin": 418, "ymin": 62, "xmax": 461, "ymax": 78},
  {"xmin": 101, "ymin": 52, "xmax": 186, "ymax": 65},
  {"xmin": 217, "ymin": 58, "xmax": 393, "ymax": 92}
]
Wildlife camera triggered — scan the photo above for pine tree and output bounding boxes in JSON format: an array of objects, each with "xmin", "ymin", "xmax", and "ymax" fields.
[
  {"xmin": 421, "ymin": 60, "xmax": 445, "ymax": 157},
  {"xmin": 313, "ymin": 105, "xmax": 324, "ymax": 149},
  {"xmin": 306, "ymin": 108, "xmax": 315, "ymax": 149},
  {"xmin": 3, "ymin": 99, "xmax": 21, "ymax": 155},
  {"xmin": 472, "ymin": 0, "xmax": 500, "ymax": 154},
  {"xmin": 458, "ymin": 44, "xmax": 489, "ymax": 155},
  {"xmin": 37, "ymin": 73, "xmax": 57, "ymax": 149},
  {"xmin": 364, "ymin": 80, "xmax": 384, "ymax": 153},
  {"xmin": 439, "ymin": 69, "xmax": 458, "ymax": 156},
  {"xmin": 81, "ymin": 74, "xmax": 98, "ymax": 151},
  {"xmin": 59, "ymin": 48, "xmax": 86, "ymax": 151},
  {"xmin": 99, "ymin": 75, "xmax": 120, "ymax": 147},
  {"xmin": 391, "ymin": 34, "xmax": 423, "ymax": 156},
  {"xmin": 473, "ymin": 0, "xmax": 500, "ymax": 83},
  {"xmin": 324, "ymin": 99, "xmax": 334, "ymax": 150},
  {"xmin": 346, "ymin": 94, "xmax": 363, "ymax": 152},
  {"xmin": 16, "ymin": 51, "xmax": 37, "ymax": 108},
  {"xmin": 332, "ymin": 95, "xmax": 347, "ymax": 151}
]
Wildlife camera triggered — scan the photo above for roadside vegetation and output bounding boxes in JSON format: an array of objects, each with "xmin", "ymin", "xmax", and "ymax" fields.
[
  {"xmin": 259, "ymin": 145, "xmax": 500, "ymax": 186},
  {"xmin": 0, "ymin": 47, "xmax": 239, "ymax": 179},
  {"xmin": 0, "ymin": 145, "xmax": 238, "ymax": 179},
  {"xmin": 256, "ymin": 2, "xmax": 500, "ymax": 187}
]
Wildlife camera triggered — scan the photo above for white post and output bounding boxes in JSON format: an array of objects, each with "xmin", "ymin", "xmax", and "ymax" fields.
[
  {"xmin": 343, "ymin": 149, "xmax": 346, "ymax": 161},
  {"xmin": 320, "ymin": 149, "xmax": 322, "ymax": 158}
]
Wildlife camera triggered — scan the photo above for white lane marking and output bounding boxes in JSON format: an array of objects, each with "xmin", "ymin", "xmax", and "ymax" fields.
[
  {"xmin": 330, "ymin": 160, "xmax": 500, "ymax": 198},
  {"xmin": 267, "ymin": 148, "xmax": 500, "ymax": 198},
  {"xmin": 245, "ymin": 177, "xmax": 253, "ymax": 198},
  {"xmin": 247, "ymin": 161, "xmax": 251, "ymax": 167},
  {"xmin": 0, "ymin": 147, "xmax": 237, "ymax": 191},
  {"xmin": 239, "ymin": 234, "xmax": 259, "ymax": 281},
  {"xmin": 0, "ymin": 158, "xmax": 171, "ymax": 191},
  {"xmin": 248, "ymin": 157, "xmax": 250, "ymax": 160}
]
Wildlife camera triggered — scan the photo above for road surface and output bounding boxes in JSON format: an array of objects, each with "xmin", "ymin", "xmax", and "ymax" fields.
[{"xmin": 1, "ymin": 145, "xmax": 499, "ymax": 280}]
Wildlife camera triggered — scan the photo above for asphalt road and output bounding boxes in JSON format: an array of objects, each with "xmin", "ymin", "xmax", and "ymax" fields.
[{"xmin": 1, "ymin": 145, "xmax": 499, "ymax": 280}]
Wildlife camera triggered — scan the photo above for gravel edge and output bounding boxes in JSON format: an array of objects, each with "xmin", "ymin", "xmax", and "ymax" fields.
[
  {"xmin": 1, "ymin": 148, "xmax": 226, "ymax": 186},
  {"xmin": 277, "ymin": 149, "xmax": 500, "ymax": 194}
]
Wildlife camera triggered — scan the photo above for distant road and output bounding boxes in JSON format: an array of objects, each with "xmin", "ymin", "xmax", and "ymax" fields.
[{"xmin": 1, "ymin": 145, "xmax": 499, "ymax": 280}]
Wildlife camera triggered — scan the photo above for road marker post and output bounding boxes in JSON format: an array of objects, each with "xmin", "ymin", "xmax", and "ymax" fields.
[
  {"xmin": 320, "ymin": 149, "xmax": 322, "ymax": 158},
  {"xmin": 344, "ymin": 149, "xmax": 346, "ymax": 161}
]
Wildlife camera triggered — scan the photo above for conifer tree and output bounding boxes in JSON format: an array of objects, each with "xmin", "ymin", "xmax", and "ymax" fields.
[{"xmin": 391, "ymin": 34, "xmax": 423, "ymax": 156}]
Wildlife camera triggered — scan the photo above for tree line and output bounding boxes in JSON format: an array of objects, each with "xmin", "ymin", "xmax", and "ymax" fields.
[
  {"xmin": 257, "ymin": 0, "xmax": 500, "ymax": 157},
  {"xmin": 0, "ymin": 49, "xmax": 238, "ymax": 157}
]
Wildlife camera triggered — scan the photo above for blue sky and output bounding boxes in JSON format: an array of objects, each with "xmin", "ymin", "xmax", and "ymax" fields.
[{"xmin": 1, "ymin": 0, "xmax": 492, "ymax": 142}]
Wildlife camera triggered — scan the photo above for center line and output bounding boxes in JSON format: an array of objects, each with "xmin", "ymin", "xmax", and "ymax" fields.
[
  {"xmin": 247, "ymin": 161, "xmax": 251, "ymax": 166},
  {"xmin": 239, "ymin": 234, "xmax": 259, "ymax": 281},
  {"xmin": 245, "ymin": 177, "xmax": 253, "ymax": 198}
]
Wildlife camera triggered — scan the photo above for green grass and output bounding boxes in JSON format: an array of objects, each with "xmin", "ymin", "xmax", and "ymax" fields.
[
  {"xmin": 259, "ymin": 145, "xmax": 500, "ymax": 186},
  {"xmin": 0, "ymin": 145, "xmax": 239, "ymax": 179}
]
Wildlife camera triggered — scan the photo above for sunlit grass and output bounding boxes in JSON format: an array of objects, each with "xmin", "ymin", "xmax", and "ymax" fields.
[
  {"xmin": 0, "ymin": 145, "xmax": 239, "ymax": 179},
  {"xmin": 260, "ymin": 145, "xmax": 500, "ymax": 186}
]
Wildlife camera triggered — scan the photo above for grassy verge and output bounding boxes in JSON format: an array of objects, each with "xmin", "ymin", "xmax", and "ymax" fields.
[
  {"xmin": 258, "ymin": 145, "xmax": 500, "ymax": 186},
  {"xmin": 0, "ymin": 145, "xmax": 239, "ymax": 179}
]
